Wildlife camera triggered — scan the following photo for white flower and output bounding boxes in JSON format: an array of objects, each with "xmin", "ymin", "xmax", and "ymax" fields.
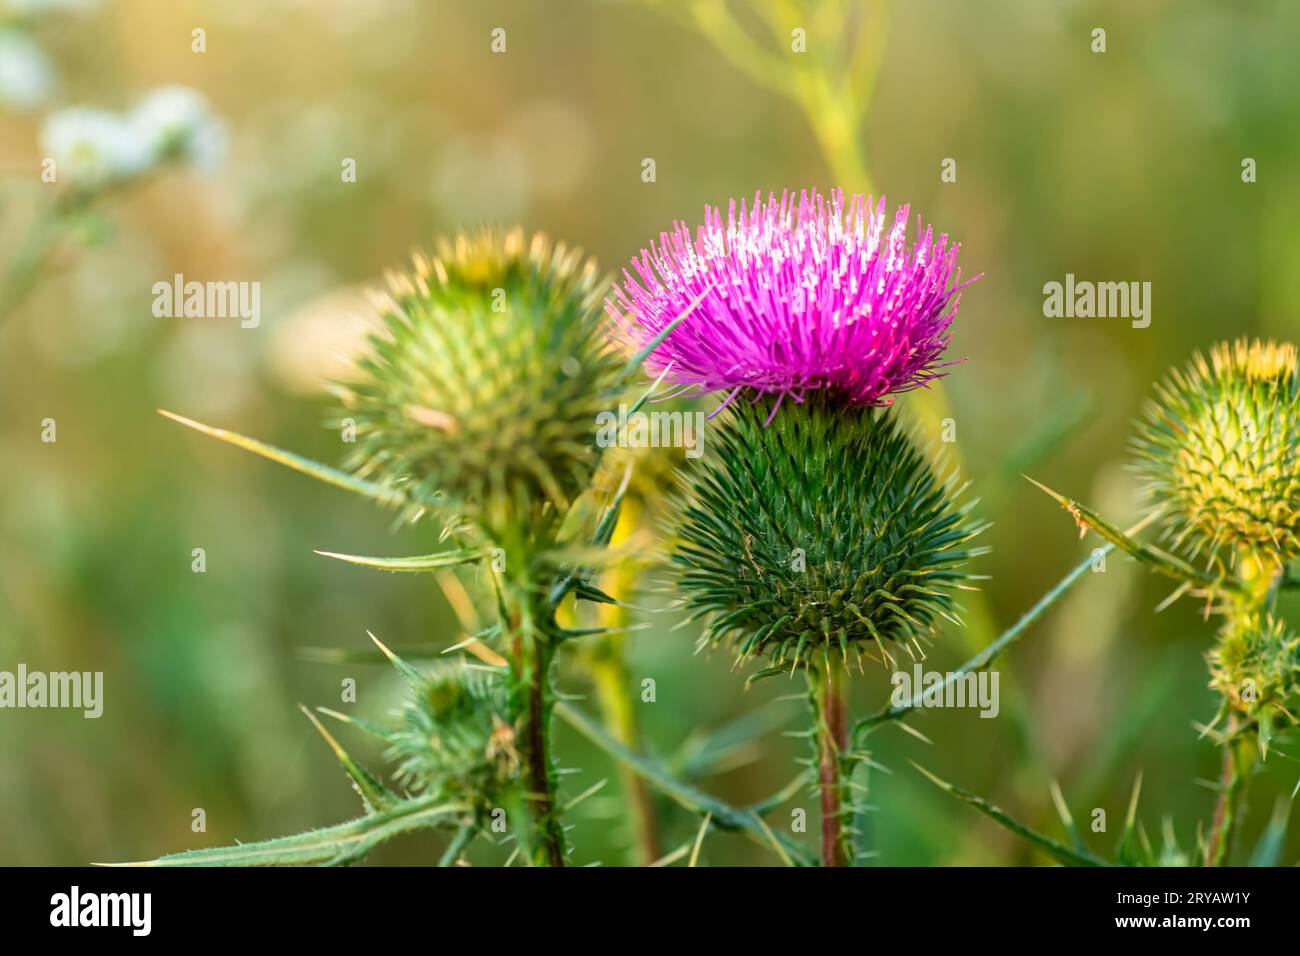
[
  {"xmin": 0, "ymin": 30, "xmax": 54, "ymax": 110},
  {"xmin": 130, "ymin": 86, "xmax": 226, "ymax": 171},
  {"xmin": 39, "ymin": 107, "xmax": 151, "ymax": 184}
]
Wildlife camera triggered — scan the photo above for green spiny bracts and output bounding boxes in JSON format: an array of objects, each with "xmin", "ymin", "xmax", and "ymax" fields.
[
  {"xmin": 336, "ymin": 227, "xmax": 622, "ymax": 538},
  {"xmin": 1133, "ymin": 339, "xmax": 1300, "ymax": 571},
  {"xmin": 1208, "ymin": 611, "xmax": 1300, "ymax": 745},
  {"xmin": 387, "ymin": 660, "xmax": 518, "ymax": 811},
  {"xmin": 670, "ymin": 397, "xmax": 987, "ymax": 673}
]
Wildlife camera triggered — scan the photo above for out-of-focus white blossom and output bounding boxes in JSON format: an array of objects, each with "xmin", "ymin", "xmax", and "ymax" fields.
[
  {"xmin": 38, "ymin": 86, "xmax": 226, "ymax": 186},
  {"xmin": 130, "ymin": 86, "xmax": 227, "ymax": 172},
  {"xmin": 0, "ymin": 30, "xmax": 54, "ymax": 110},
  {"xmin": 39, "ymin": 106, "xmax": 151, "ymax": 184}
]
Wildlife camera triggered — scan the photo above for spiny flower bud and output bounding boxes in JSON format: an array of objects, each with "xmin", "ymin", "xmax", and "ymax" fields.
[
  {"xmin": 669, "ymin": 398, "xmax": 986, "ymax": 674},
  {"xmin": 387, "ymin": 661, "xmax": 518, "ymax": 809},
  {"xmin": 338, "ymin": 227, "xmax": 621, "ymax": 532},
  {"xmin": 1208, "ymin": 611, "xmax": 1300, "ymax": 742},
  {"xmin": 1133, "ymin": 339, "xmax": 1300, "ymax": 569}
]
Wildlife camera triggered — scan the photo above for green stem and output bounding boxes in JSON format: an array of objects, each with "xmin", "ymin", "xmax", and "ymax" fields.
[
  {"xmin": 505, "ymin": 574, "xmax": 566, "ymax": 867},
  {"xmin": 808, "ymin": 663, "xmax": 850, "ymax": 867},
  {"xmin": 0, "ymin": 191, "xmax": 85, "ymax": 327},
  {"xmin": 1207, "ymin": 719, "xmax": 1251, "ymax": 866},
  {"xmin": 1204, "ymin": 551, "xmax": 1273, "ymax": 866},
  {"xmin": 0, "ymin": 182, "xmax": 134, "ymax": 329},
  {"xmin": 438, "ymin": 822, "xmax": 477, "ymax": 867}
]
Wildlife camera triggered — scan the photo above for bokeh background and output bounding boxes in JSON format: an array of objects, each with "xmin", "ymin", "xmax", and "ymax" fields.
[{"xmin": 2, "ymin": 0, "xmax": 1298, "ymax": 866}]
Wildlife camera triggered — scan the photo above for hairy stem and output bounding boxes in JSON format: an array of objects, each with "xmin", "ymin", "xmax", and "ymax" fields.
[
  {"xmin": 1205, "ymin": 553, "xmax": 1274, "ymax": 865},
  {"xmin": 809, "ymin": 663, "xmax": 850, "ymax": 867},
  {"xmin": 507, "ymin": 589, "xmax": 566, "ymax": 867},
  {"xmin": 1207, "ymin": 718, "xmax": 1249, "ymax": 867}
]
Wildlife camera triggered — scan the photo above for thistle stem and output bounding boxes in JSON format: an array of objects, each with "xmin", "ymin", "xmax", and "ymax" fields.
[
  {"xmin": 1207, "ymin": 719, "xmax": 1252, "ymax": 867},
  {"xmin": 507, "ymin": 591, "xmax": 566, "ymax": 867},
  {"xmin": 438, "ymin": 821, "xmax": 477, "ymax": 867},
  {"xmin": 1204, "ymin": 554, "xmax": 1274, "ymax": 866},
  {"xmin": 809, "ymin": 663, "xmax": 850, "ymax": 867}
]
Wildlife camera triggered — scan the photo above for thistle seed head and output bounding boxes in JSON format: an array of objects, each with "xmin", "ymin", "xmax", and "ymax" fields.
[
  {"xmin": 1133, "ymin": 339, "xmax": 1300, "ymax": 569},
  {"xmin": 337, "ymin": 227, "xmax": 621, "ymax": 534},
  {"xmin": 387, "ymin": 660, "xmax": 518, "ymax": 808},
  {"xmin": 669, "ymin": 398, "xmax": 986, "ymax": 673}
]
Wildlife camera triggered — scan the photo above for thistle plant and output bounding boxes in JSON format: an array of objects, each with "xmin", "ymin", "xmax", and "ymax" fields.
[
  {"xmin": 613, "ymin": 188, "xmax": 983, "ymax": 866},
  {"xmin": 145, "ymin": 226, "xmax": 673, "ymax": 867},
  {"xmin": 332, "ymin": 232, "xmax": 623, "ymax": 864},
  {"xmin": 944, "ymin": 338, "xmax": 1300, "ymax": 867}
]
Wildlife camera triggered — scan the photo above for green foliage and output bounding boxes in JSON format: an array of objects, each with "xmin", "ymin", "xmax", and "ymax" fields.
[
  {"xmin": 920, "ymin": 767, "xmax": 1295, "ymax": 868},
  {"xmin": 670, "ymin": 397, "xmax": 987, "ymax": 672}
]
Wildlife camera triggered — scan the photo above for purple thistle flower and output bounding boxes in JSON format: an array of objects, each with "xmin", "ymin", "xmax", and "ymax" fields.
[{"xmin": 608, "ymin": 188, "xmax": 978, "ymax": 417}]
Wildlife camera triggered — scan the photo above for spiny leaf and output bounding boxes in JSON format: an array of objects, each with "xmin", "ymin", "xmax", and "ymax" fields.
[
  {"xmin": 625, "ymin": 359, "xmax": 677, "ymax": 417},
  {"xmin": 367, "ymin": 630, "xmax": 425, "ymax": 685},
  {"xmin": 910, "ymin": 762, "xmax": 1107, "ymax": 867},
  {"xmin": 1248, "ymin": 798, "xmax": 1292, "ymax": 867},
  {"xmin": 572, "ymin": 582, "xmax": 621, "ymax": 606},
  {"xmin": 1048, "ymin": 779, "xmax": 1087, "ymax": 852},
  {"xmin": 298, "ymin": 705, "xmax": 395, "ymax": 812},
  {"xmin": 159, "ymin": 409, "xmax": 426, "ymax": 510},
  {"xmin": 315, "ymin": 706, "xmax": 392, "ymax": 743},
  {"xmin": 1024, "ymin": 476, "xmax": 1224, "ymax": 590},
  {"xmin": 1116, "ymin": 772, "xmax": 1147, "ymax": 866},
  {"xmin": 107, "ymin": 796, "xmax": 466, "ymax": 867},
  {"xmin": 313, "ymin": 548, "xmax": 483, "ymax": 572}
]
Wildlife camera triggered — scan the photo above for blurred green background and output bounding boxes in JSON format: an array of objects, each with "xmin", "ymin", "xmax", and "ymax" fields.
[{"xmin": 2, "ymin": 0, "xmax": 1298, "ymax": 866}]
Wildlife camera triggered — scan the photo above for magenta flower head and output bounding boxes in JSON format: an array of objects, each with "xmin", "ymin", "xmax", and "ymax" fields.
[{"xmin": 608, "ymin": 188, "xmax": 976, "ymax": 415}]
